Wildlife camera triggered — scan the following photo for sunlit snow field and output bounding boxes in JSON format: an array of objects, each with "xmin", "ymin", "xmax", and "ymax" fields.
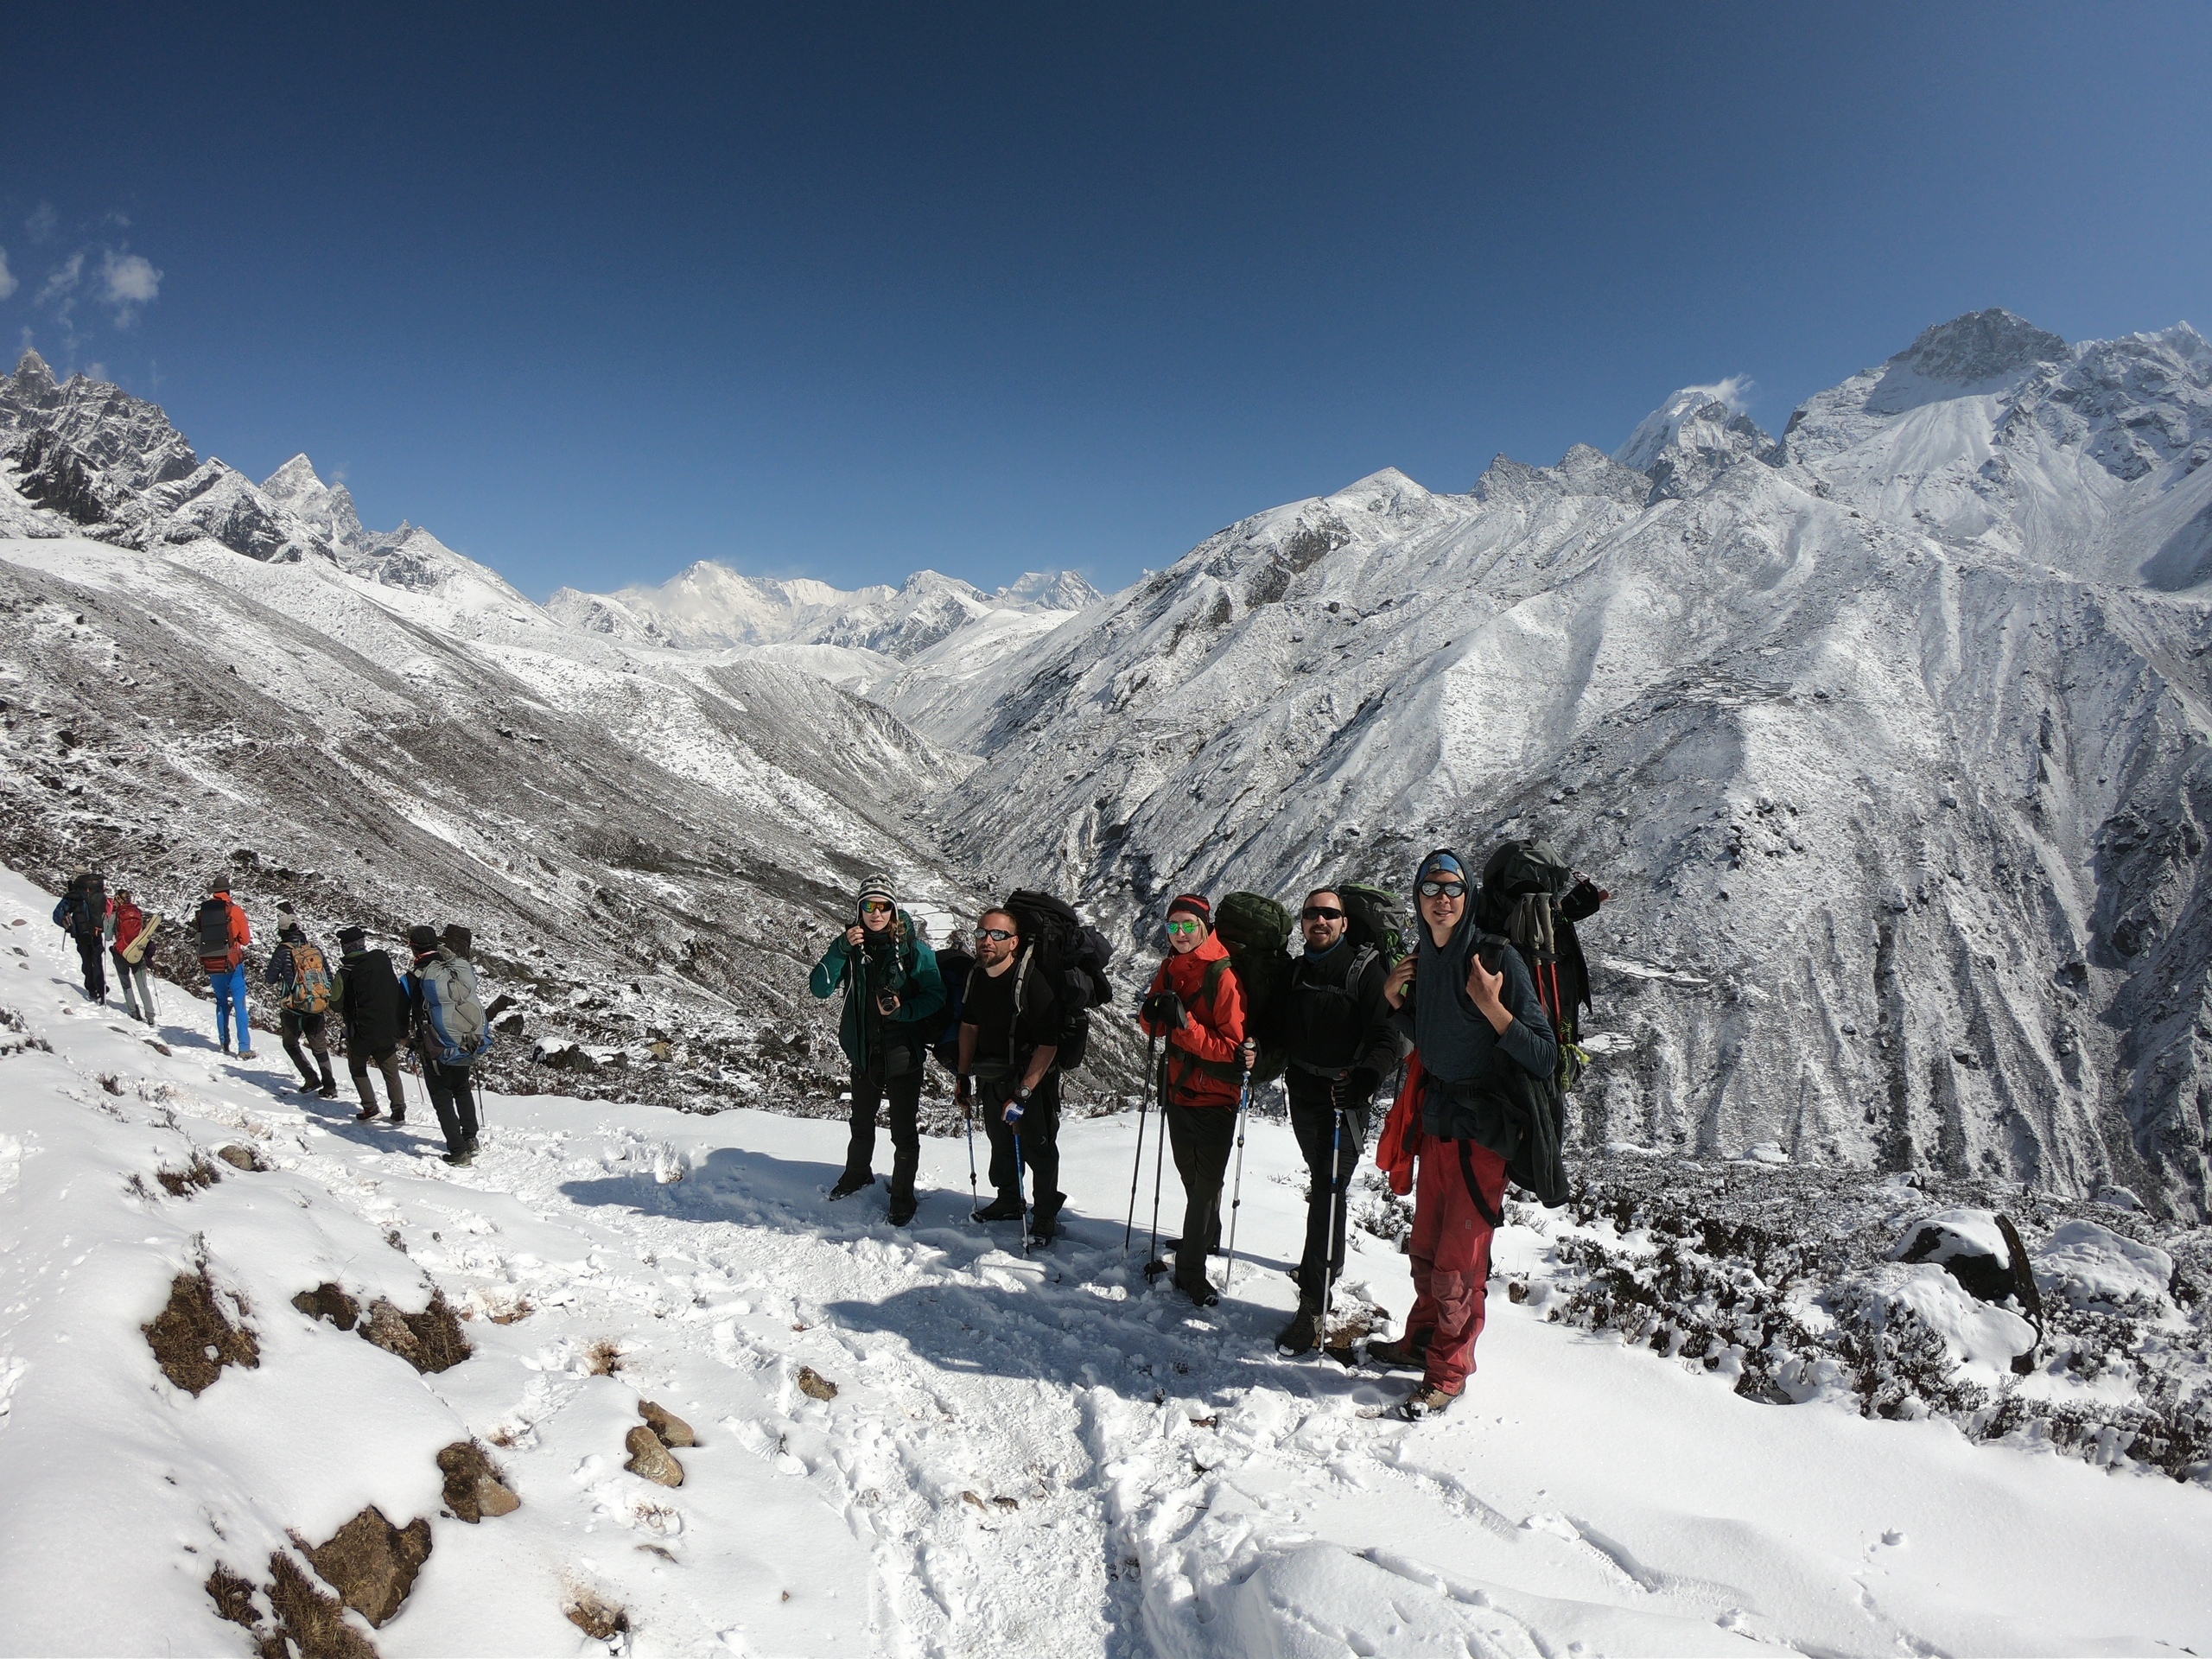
[{"xmin": 1, "ymin": 864, "xmax": 2206, "ymax": 1657}]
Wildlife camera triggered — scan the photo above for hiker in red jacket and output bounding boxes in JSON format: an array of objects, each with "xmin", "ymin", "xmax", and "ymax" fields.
[
  {"xmin": 107, "ymin": 888, "xmax": 158, "ymax": 1025},
  {"xmin": 1137, "ymin": 894, "xmax": 1249, "ymax": 1306},
  {"xmin": 194, "ymin": 878, "xmax": 255, "ymax": 1058}
]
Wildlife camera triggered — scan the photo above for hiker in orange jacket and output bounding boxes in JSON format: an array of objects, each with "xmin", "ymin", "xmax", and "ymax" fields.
[
  {"xmin": 1137, "ymin": 894, "xmax": 1249, "ymax": 1306},
  {"xmin": 194, "ymin": 878, "xmax": 255, "ymax": 1058}
]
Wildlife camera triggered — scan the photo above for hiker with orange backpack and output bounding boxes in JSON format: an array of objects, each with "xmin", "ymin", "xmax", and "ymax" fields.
[
  {"xmin": 194, "ymin": 878, "xmax": 255, "ymax": 1058},
  {"xmin": 266, "ymin": 904, "xmax": 340, "ymax": 1097},
  {"xmin": 1370, "ymin": 849, "xmax": 1557, "ymax": 1420},
  {"xmin": 1136, "ymin": 894, "xmax": 1249, "ymax": 1306}
]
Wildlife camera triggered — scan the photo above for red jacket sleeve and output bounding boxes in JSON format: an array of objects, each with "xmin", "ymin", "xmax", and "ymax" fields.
[
  {"xmin": 230, "ymin": 901, "xmax": 251, "ymax": 948},
  {"xmin": 1169, "ymin": 962, "xmax": 1245, "ymax": 1064}
]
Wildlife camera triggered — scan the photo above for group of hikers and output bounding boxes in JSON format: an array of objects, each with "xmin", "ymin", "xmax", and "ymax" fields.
[
  {"xmin": 51, "ymin": 872, "xmax": 496, "ymax": 1167},
  {"xmin": 810, "ymin": 846, "xmax": 1603, "ymax": 1421}
]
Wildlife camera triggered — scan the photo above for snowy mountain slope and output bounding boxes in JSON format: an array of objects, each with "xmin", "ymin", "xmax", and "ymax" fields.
[
  {"xmin": 3, "ymin": 876, "xmax": 2207, "ymax": 1658},
  {"xmin": 941, "ymin": 312, "xmax": 2212, "ymax": 1218},
  {"xmin": 0, "ymin": 508, "xmax": 982, "ymax": 1107}
]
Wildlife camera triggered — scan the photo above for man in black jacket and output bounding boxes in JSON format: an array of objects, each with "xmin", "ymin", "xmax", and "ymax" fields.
[
  {"xmin": 1273, "ymin": 887, "xmax": 1402, "ymax": 1354},
  {"xmin": 956, "ymin": 907, "xmax": 1070, "ymax": 1243},
  {"xmin": 332, "ymin": 925, "xmax": 408, "ymax": 1124}
]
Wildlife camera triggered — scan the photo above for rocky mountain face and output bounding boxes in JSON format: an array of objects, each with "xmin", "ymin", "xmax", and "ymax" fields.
[{"xmin": 938, "ymin": 311, "xmax": 2212, "ymax": 1219}]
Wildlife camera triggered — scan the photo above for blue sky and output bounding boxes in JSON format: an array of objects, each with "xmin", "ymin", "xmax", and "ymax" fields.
[{"xmin": 4, "ymin": 3, "xmax": 2208, "ymax": 600}]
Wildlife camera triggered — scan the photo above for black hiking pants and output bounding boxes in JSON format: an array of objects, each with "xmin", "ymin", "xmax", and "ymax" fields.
[
  {"xmin": 348, "ymin": 1044, "xmax": 407, "ymax": 1116},
  {"xmin": 1166, "ymin": 1102, "xmax": 1236, "ymax": 1297},
  {"xmin": 423, "ymin": 1058, "xmax": 479, "ymax": 1154},
  {"xmin": 281, "ymin": 1010, "xmax": 333, "ymax": 1086},
  {"xmin": 845, "ymin": 1054, "xmax": 924, "ymax": 1200},
  {"xmin": 979, "ymin": 1069, "xmax": 1062, "ymax": 1219},
  {"xmin": 1286, "ymin": 1071, "xmax": 1373, "ymax": 1304},
  {"xmin": 73, "ymin": 934, "xmax": 106, "ymax": 999}
]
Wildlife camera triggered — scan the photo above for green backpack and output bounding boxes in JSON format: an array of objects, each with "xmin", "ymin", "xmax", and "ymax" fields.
[
  {"xmin": 1203, "ymin": 892, "xmax": 1295, "ymax": 1084},
  {"xmin": 1334, "ymin": 881, "xmax": 1409, "ymax": 965}
]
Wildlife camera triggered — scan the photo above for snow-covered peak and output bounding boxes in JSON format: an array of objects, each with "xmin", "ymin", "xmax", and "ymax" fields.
[
  {"xmin": 995, "ymin": 569, "xmax": 1103, "ymax": 611},
  {"xmin": 260, "ymin": 454, "xmax": 368, "ymax": 550},
  {"xmin": 10, "ymin": 350, "xmax": 58, "ymax": 401},
  {"xmin": 1891, "ymin": 307, "xmax": 2069, "ymax": 386},
  {"xmin": 260, "ymin": 452, "xmax": 325, "ymax": 500},
  {"xmin": 1614, "ymin": 377, "xmax": 1758, "ymax": 473}
]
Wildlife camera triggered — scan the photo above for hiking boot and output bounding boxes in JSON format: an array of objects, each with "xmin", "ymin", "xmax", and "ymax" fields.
[
  {"xmin": 238, "ymin": 1048, "xmax": 257, "ymax": 1061},
  {"xmin": 1030, "ymin": 1193, "xmax": 1065, "ymax": 1244},
  {"xmin": 465, "ymin": 1135, "xmax": 480, "ymax": 1156},
  {"xmin": 1366, "ymin": 1332, "xmax": 1431, "ymax": 1370},
  {"xmin": 1179, "ymin": 1278, "xmax": 1221, "ymax": 1309},
  {"xmin": 442, "ymin": 1148, "xmax": 474, "ymax": 1168},
  {"xmin": 1275, "ymin": 1300, "xmax": 1323, "ymax": 1356},
  {"xmin": 391, "ymin": 1111, "xmax": 406, "ymax": 1125},
  {"xmin": 972, "ymin": 1192, "xmax": 1024, "ymax": 1222},
  {"xmin": 830, "ymin": 1170, "xmax": 875, "ymax": 1200},
  {"xmin": 317, "ymin": 1082, "xmax": 339, "ymax": 1099},
  {"xmin": 887, "ymin": 1192, "xmax": 917, "ymax": 1227},
  {"xmin": 221, "ymin": 1043, "xmax": 234, "ymax": 1057},
  {"xmin": 1395, "ymin": 1382, "xmax": 1459, "ymax": 1421},
  {"xmin": 356, "ymin": 1103, "xmax": 383, "ymax": 1122}
]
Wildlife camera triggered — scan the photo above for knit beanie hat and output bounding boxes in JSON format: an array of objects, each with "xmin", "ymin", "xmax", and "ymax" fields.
[
  {"xmin": 1166, "ymin": 893, "xmax": 1213, "ymax": 929},
  {"xmin": 857, "ymin": 872, "xmax": 897, "ymax": 908},
  {"xmin": 407, "ymin": 925, "xmax": 441, "ymax": 956},
  {"xmin": 1414, "ymin": 849, "xmax": 1466, "ymax": 887}
]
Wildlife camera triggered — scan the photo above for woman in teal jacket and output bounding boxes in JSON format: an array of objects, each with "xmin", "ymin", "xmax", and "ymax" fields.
[{"xmin": 810, "ymin": 872, "xmax": 945, "ymax": 1224}]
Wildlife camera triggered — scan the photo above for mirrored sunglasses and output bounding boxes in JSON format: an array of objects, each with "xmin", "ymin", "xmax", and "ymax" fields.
[
  {"xmin": 1165, "ymin": 919, "xmax": 1205, "ymax": 936},
  {"xmin": 1417, "ymin": 880, "xmax": 1466, "ymax": 899},
  {"xmin": 860, "ymin": 899, "xmax": 894, "ymax": 913},
  {"xmin": 978, "ymin": 926, "xmax": 1017, "ymax": 942}
]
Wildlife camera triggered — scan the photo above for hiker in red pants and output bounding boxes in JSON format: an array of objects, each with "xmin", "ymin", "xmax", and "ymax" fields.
[{"xmin": 1372, "ymin": 849, "xmax": 1555, "ymax": 1419}]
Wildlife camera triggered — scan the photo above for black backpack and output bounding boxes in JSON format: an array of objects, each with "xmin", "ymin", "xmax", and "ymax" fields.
[
  {"xmin": 1476, "ymin": 840, "xmax": 1605, "ymax": 1066},
  {"xmin": 928, "ymin": 946, "xmax": 975, "ymax": 1072},
  {"xmin": 1003, "ymin": 890, "xmax": 1115, "ymax": 1071},
  {"xmin": 195, "ymin": 897, "xmax": 234, "ymax": 960},
  {"xmin": 1209, "ymin": 892, "xmax": 1295, "ymax": 1083},
  {"xmin": 1334, "ymin": 881, "xmax": 1409, "ymax": 964},
  {"xmin": 70, "ymin": 873, "xmax": 106, "ymax": 938}
]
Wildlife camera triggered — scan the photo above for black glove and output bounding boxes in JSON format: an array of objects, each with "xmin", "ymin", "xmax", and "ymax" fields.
[
  {"xmin": 1348, "ymin": 1067, "xmax": 1381, "ymax": 1103},
  {"xmin": 1141, "ymin": 989, "xmax": 1186, "ymax": 1029}
]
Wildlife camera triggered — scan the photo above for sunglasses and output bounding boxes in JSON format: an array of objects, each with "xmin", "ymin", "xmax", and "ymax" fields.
[
  {"xmin": 1165, "ymin": 919, "xmax": 1205, "ymax": 937},
  {"xmin": 1300, "ymin": 906, "xmax": 1344, "ymax": 921},
  {"xmin": 1418, "ymin": 880, "xmax": 1466, "ymax": 899},
  {"xmin": 859, "ymin": 900, "xmax": 893, "ymax": 914},
  {"xmin": 978, "ymin": 926, "xmax": 1017, "ymax": 942}
]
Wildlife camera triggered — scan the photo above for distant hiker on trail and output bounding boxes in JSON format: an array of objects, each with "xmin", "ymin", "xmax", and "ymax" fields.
[
  {"xmin": 265, "ymin": 904, "xmax": 339, "ymax": 1098},
  {"xmin": 809, "ymin": 874, "xmax": 946, "ymax": 1224},
  {"xmin": 1137, "ymin": 894, "xmax": 1249, "ymax": 1306},
  {"xmin": 1373, "ymin": 849, "xmax": 1556, "ymax": 1420},
  {"xmin": 955, "ymin": 906, "xmax": 1073, "ymax": 1243},
  {"xmin": 1269, "ymin": 887, "xmax": 1401, "ymax": 1354},
  {"xmin": 194, "ymin": 878, "xmax": 254, "ymax": 1057},
  {"xmin": 332, "ymin": 925, "xmax": 408, "ymax": 1124},
  {"xmin": 51, "ymin": 872, "xmax": 110, "ymax": 1003},
  {"xmin": 106, "ymin": 887, "xmax": 158, "ymax": 1025},
  {"xmin": 406, "ymin": 925, "xmax": 493, "ymax": 1166}
]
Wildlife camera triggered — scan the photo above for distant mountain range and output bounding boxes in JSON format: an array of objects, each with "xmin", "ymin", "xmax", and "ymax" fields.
[{"xmin": 6, "ymin": 308, "xmax": 2210, "ymax": 1215}]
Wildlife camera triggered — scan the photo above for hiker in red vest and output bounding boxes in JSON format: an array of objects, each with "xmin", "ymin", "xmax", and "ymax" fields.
[
  {"xmin": 1373, "ymin": 849, "xmax": 1557, "ymax": 1419},
  {"xmin": 1137, "ymin": 895, "xmax": 1249, "ymax": 1306},
  {"xmin": 107, "ymin": 888, "xmax": 158, "ymax": 1025}
]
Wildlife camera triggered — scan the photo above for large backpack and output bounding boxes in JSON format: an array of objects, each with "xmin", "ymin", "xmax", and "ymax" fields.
[
  {"xmin": 1209, "ymin": 892, "xmax": 1295, "ymax": 1083},
  {"xmin": 1335, "ymin": 881, "xmax": 1409, "ymax": 965},
  {"xmin": 283, "ymin": 941, "xmax": 334, "ymax": 1014},
  {"xmin": 928, "ymin": 945, "xmax": 975, "ymax": 1072},
  {"xmin": 196, "ymin": 897, "xmax": 238, "ymax": 969},
  {"xmin": 417, "ymin": 952, "xmax": 493, "ymax": 1065},
  {"xmin": 70, "ymin": 874, "xmax": 107, "ymax": 939},
  {"xmin": 1477, "ymin": 839, "xmax": 1607, "ymax": 1093},
  {"xmin": 1003, "ymin": 889, "xmax": 1115, "ymax": 1073}
]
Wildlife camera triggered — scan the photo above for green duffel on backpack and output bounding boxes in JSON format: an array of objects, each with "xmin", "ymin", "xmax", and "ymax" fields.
[{"xmin": 1207, "ymin": 891, "xmax": 1295, "ymax": 1084}]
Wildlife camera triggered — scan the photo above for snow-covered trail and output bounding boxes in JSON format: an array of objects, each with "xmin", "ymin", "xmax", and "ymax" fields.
[{"xmin": 2, "ymin": 868, "xmax": 2208, "ymax": 1657}]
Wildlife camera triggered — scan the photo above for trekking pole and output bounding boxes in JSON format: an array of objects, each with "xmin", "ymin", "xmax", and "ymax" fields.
[
  {"xmin": 1145, "ymin": 1046, "xmax": 1171, "ymax": 1280},
  {"xmin": 1007, "ymin": 1097, "xmax": 1031, "ymax": 1257},
  {"xmin": 1319, "ymin": 1087, "xmax": 1345, "ymax": 1357},
  {"xmin": 1125, "ymin": 1032, "xmax": 1159, "ymax": 1255},
  {"xmin": 963, "ymin": 1087, "xmax": 980, "ymax": 1216},
  {"xmin": 1221, "ymin": 1048, "xmax": 1255, "ymax": 1293}
]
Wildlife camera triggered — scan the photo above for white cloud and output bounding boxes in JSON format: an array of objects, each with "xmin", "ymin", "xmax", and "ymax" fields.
[
  {"xmin": 36, "ymin": 250, "xmax": 84, "ymax": 309},
  {"xmin": 25, "ymin": 202, "xmax": 57, "ymax": 244},
  {"xmin": 0, "ymin": 246, "xmax": 16, "ymax": 302},
  {"xmin": 100, "ymin": 251, "xmax": 162, "ymax": 323}
]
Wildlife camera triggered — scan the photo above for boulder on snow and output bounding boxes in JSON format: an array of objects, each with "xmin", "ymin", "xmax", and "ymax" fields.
[
  {"xmin": 303, "ymin": 1506, "xmax": 431, "ymax": 1629},
  {"xmin": 796, "ymin": 1365, "xmax": 838, "ymax": 1402},
  {"xmin": 639, "ymin": 1399, "xmax": 696, "ymax": 1447},
  {"xmin": 1893, "ymin": 1208, "xmax": 2023, "ymax": 1305},
  {"xmin": 2034, "ymin": 1218, "xmax": 2176, "ymax": 1313},
  {"xmin": 216, "ymin": 1143, "xmax": 268, "ymax": 1172},
  {"xmin": 565, "ymin": 1589, "xmax": 629, "ymax": 1640},
  {"xmin": 437, "ymin": 1440, "xmax": 521, "ymax": 1522},
  {"xmin": 359, "ymin": 1290, "xmax": 470, "ymax": 1373},
  {"xmin": 624, "ymin": 1424, "xmax": 684, "ymax": 1487}
]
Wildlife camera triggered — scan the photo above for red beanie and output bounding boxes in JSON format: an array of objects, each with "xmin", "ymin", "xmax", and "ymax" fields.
[{"xmin": 1166, "ymin": 893, "xmax": 1212, "ymax": 929}]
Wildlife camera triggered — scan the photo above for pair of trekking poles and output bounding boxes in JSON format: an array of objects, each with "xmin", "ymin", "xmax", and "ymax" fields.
[{"xmin": 962, "ymin": 1080, "xmax": 1031, "ymax": 1256}]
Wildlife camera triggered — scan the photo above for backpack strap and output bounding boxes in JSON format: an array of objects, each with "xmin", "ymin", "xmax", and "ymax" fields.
[{"xmin": 1458, "ymin": 1139, "xmax": 1503, "ymax": 1230}]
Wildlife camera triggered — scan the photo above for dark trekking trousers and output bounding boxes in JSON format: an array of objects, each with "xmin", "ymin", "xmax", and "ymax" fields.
[
  {"xmin": 111, "ymin": 951, "xmax": 155, "ymax": 1020},
  {"xmin": 422, "ymin": 1058, "xmax": 479, "ymax": 1154},
  {"xmin": 978, "ymin": 1068, "xmax": 1064, "ymax": 1223},
  {"xmin": 1286, "ymin": 1069, "xmax": 1373, "ymax": 1303},
  {"xmin": 349, "ymin": 1045, "xmax": 407, "ymax": 1116},
  {"xmin": 1166, "ymin": 1101, "xmax": 1236, "ymax": 1299},
  {"xmin": 844, "ymin": 1054, "xmax": 924, "ymax": 1205},
  {"xmin": 281, "ymin": 1009, "xmax": 333, "ymax": 1087},
  {"xmin": 75, "ymin": 935, "xmax": 107, "ymax": 1000}
]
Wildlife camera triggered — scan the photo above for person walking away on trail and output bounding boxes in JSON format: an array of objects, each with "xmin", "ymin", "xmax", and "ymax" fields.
[
  {"xmin": 107, "ymin": 887, "xmax": 158, "ymax": 1024},
  {"xmin": 808, "ymin": 874, "xmax": 946, "ymax": 1224},
  {"xmin": 1136, "ymin": 895, "xmax": 1249, "ymax": 1306},
  {"xmin": 52, "ymin": 872, "xmax": 111, "ymax": 1003},
  {"xmin": 1271, "ymin": 887, "xmax": 1401, "ymax": 1354},
  {"xmin": 405, "ymin": 925, "xmax": 493, "ymax": 1166},
  {"xmin": 955, "ymin": 907, "xmax": 1073, "ymax": 1242},
  {"xmin": 331, "ymin": 925, "xmax": 408, "ymax": 1123},
  {"xmin": 1374, "ymin": 849, "xmax": 1557, "ymax": 1420},
  {"xmin": 265, "ymin": 904, "xmax": 339, "ymax": 1098},
  {"xmin": 194, "ymin": 878, "xmax": 255, "ymax": 1057}
]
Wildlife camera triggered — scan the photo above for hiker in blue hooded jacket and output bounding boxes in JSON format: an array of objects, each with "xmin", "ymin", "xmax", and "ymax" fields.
[{"xmin": 810, "ymin": 873, "xmax": 945, "ymax": 1225}]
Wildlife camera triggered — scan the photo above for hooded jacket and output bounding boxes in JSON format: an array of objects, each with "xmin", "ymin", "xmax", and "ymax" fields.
[
  {"xmin": 1139, "ymin": 931, "xmax": 1249, "ymax": 1109},
  {"xmin": 809, "ymin": 907, "xmax": 947, "ymax": 1071},
  {"xmin": 333, "ymin": 946, "xmax": 405, "ymax": 1052}
]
